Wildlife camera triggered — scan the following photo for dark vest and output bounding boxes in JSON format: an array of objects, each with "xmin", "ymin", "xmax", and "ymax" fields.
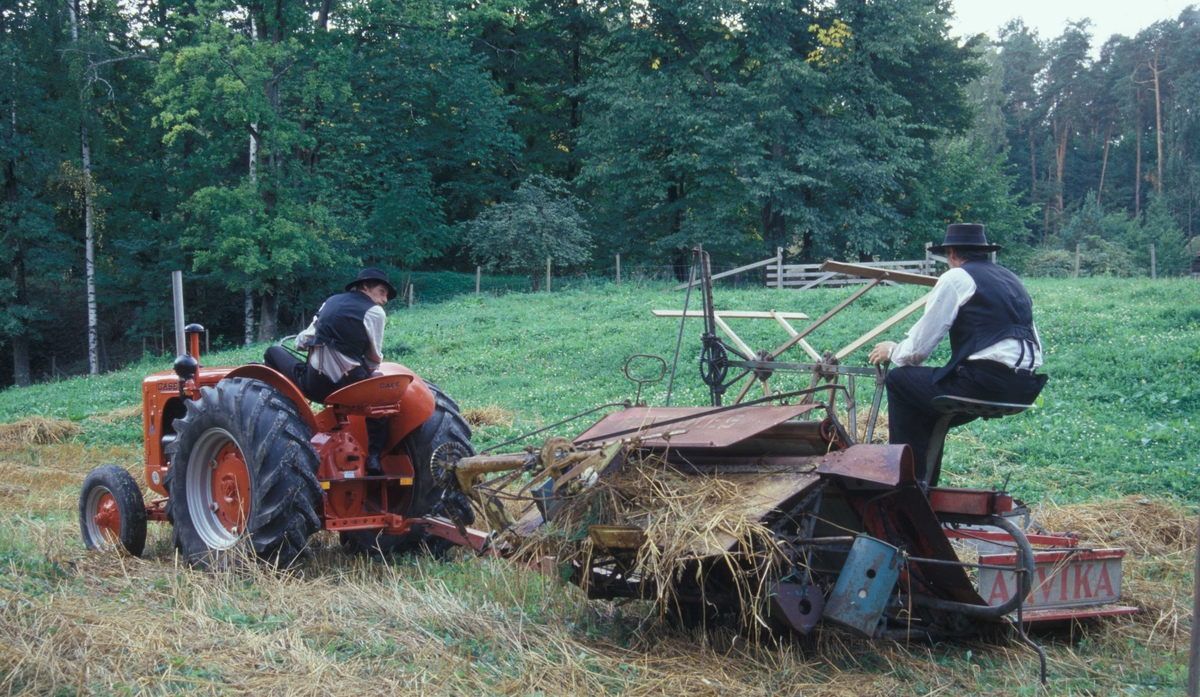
[
  {"xmin": 311, "ymin": 291, "xmax": 376, "ymax": 366},
  {"xmin": 933, "ymin": 261, "xmax": 1039, "ymax": 383}
]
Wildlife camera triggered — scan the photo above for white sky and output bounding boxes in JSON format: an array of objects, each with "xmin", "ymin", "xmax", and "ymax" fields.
[{"xmin": 949, "ymin": 0, "xmax": 1195, "ymax": 45}]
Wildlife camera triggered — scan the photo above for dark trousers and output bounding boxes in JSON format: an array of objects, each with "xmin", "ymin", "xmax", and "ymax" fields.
[
  {"xmin": 264, "ymin": 346, "xmax": 387, "ymax": 457},
  {"xmin": 886, "ymin": 362, "xmax": 1047, "ymax": 483}
]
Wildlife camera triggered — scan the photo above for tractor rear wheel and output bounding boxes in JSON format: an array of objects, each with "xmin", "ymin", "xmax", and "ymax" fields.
[
  {"xmin": 342, "ymin": 381, "xmax": 474, "ymax": 555},
  {"xmin": 79, "ymin": 465, "xmax": 147, "ymax": 556},
  {"xmin": 165, "ymin": 378, "xmax": 321, "ymax": 568}
]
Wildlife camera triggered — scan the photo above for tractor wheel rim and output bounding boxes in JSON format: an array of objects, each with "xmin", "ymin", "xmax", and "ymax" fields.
[
  {"xmin": 186, "ymin": 428, "xmax": 250, "ymax": 550},
  {"xmin": 85, "ymin": 486, "xmax": 120, "ymax": 550}
]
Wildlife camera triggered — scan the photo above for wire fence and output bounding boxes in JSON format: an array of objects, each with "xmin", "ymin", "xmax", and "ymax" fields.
[{"xmin": 392, "ymin": 263, "xmax": 776, "ymax": 308}]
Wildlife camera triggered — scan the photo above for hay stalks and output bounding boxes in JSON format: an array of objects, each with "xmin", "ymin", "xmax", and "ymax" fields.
[
  {"xmin": 462, "ymin": 405, "xmax": 516, "ymax": 428},
  {"xmin": 0, "ymin": 442, "xmax": 1191, "ymax": 694},
  {"xmin": 89, "ymin": 405, "xmax": 141, "ymax": 424},
  {"xmin": 0, "ymin": 417, "xmax": 81, "ymax": 446},
  {"xmin": 516, "ymin": 453, "xmax": 787, "ymax": 631},
  {"xmin": 852, "ymin": 410, "xmax": 888, "ymax": 444}
]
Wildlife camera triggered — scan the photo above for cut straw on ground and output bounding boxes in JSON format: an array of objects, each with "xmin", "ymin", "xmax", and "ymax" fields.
[
  {"xmin": 0, "ymin": 442, "xmax": 1193, "ymax": 695},
  {"xmin": 462, "ymin": 405, "xmax": 517, "ymax": 428},
  {"xmin": 0, "ymin": 417, "xmax": 81, "ymax": 447}
]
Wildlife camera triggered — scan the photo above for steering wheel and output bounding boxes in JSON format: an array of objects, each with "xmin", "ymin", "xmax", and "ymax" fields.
[{"xmin": 277, "ymin": 334, "xmax": 306, "ymax": 359}]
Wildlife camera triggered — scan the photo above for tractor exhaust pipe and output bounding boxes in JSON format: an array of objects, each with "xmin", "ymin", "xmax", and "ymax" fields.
[
  {"xmin": 170, "ymin": 271, "xmax": 198, "ymax": 392},
  {"xmin": 172, "ymin": 270, "xmax": 186, "ymax": 357}
]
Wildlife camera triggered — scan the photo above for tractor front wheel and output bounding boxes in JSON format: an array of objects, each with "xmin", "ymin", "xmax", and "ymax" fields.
[
  {"xmin": 79, "ymin": 465, "xmax": 147, "ymax": 556},
  {"xmin": 165, "ymin": 378, "xmax": 321, "ymax": 568}
]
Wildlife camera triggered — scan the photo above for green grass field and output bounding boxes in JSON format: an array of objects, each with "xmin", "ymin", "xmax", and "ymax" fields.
[
  {"xmin": 9, "ymin": 276, "xmax": 1198, "ymax": 505},
  {"xmin": 0, "ymin": 277, "xmax": 1196, "ymax": 695}
]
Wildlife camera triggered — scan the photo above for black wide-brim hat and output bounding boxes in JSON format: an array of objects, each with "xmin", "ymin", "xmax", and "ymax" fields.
[
  {"xmin": 345, "ymin": 267, "xmax": 398, "ymax": 301},
  {"xmin": 928, "ymin": 223, "xmax": 1002, "ymax": 254}
]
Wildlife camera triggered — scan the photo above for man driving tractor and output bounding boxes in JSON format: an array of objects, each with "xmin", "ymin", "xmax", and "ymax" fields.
[{"xmin": 264, "ymin": 267, "xmax": 397, "ymax": 475}]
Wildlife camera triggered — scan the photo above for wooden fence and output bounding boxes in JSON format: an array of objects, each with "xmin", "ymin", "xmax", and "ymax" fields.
[
  {"xmin": 667, "ymin": 244, "xmax": 1003, "ymax": 292},
  {"xmin": 765, "ymin": 258, "xmax": 937, "ymax": 289}
]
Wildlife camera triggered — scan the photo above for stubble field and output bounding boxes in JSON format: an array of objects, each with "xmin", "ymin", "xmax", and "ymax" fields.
[{"xmin": 0, "ymin": 277, "xmax": 1196, "ymax": 695}]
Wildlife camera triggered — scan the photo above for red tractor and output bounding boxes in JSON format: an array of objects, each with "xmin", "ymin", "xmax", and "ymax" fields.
[{"xmin": 78, "ymin": 323, "xmax": 477, "ymax": 566}]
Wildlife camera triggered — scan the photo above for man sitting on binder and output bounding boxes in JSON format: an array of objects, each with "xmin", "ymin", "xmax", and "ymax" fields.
[{"xmin": 868, "ymin": 224, "xmax": 1048, "ymax": 474}]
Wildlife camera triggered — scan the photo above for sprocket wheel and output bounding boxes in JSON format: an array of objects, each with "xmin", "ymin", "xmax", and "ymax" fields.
[{"xmin": 699, "ymin": 338, "xmax": 729, "ymax": 388}]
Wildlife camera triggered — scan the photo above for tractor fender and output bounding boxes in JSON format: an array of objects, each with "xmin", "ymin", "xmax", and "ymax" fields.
[
  {"xmin": 223, "ymin": 364, "xmax": 320, "ymax": 433},
  {"xmin": 382, "ymin": 364, "xmax": 436, "ymax": 450}
]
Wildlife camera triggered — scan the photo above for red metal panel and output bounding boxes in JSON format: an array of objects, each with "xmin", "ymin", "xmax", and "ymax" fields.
[
  {"xmin": 573, "ymin": 405, "xmax": 818, "ymax": 448},
  {"xmin": 928, "ymin": 488, "xmax": 1013, "ymax": 516},
  {"xmin": 415, "ymin": 517, "xmax": 494, "ymax": 553},
  {"xmin": 1007, "ymin": 605, "xmax": 1140, "ymax": 624},
  {"xmin": 325, "ymin": 372, "xmax": 413, "ymax": 408},
  {"xmin": 944, "ymin": 528, "xmax": 1079, "ymax": 549},
  {"xmin": 980, "ymin": 548, "xmax": 1125, "ymax": 566},
  {"xmin": 978, "ymin": 549, "xmax": 1127, "ymax": 610},
  {"xmin": 848, "ymin": 485, "xmax": 986, "ymax": 605},
  {"xmin": 818, "ymin": 444, "xmax": 914, "ymax": 486}
]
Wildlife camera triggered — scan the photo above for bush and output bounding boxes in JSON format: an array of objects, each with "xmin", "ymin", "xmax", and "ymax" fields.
[
  {"xmin": 1128, "ymin": 195, "xmax": 1191, "ymax": 276},
  {"xmin": 464, "ymin": 176, "xmax": 592, "ymax": 290},
  {"xmin": 1079, "ymin": 235, "xmax": 1141, "ymax": 277},
  {"xmin": 1023, "ymin": 237, "xmax": 1141, "ymax": 278},
  {"xmin": 1023, "ymin": 248, "xmax": 1076, "ymax": 278}
]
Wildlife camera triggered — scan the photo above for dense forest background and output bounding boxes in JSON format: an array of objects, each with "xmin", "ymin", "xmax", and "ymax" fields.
[{"xmin": 1, "ymin": 0, "xmax": 1198, "ymax": 386}]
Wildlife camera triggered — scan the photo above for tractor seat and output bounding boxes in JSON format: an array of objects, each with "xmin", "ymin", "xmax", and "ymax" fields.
[
  {"xmin": 323, "ymin": 363, "xmax": 417, "ymax": 412},
  {"xmin": 931, "ymin": 395, "xmax": 1032, "ymax": 419},
  {"xmin": 922, "ymin": 396, "xmax": 1035, "ymax": 490}
]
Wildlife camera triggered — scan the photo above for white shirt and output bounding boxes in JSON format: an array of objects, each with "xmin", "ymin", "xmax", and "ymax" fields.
[
  {"xmin": 294, "ymin": 300, "xmax": 386, "ymax": 381},
  {"xmin": 890, "ymin": 266, "xmax": 1043, "ymax": 370}
]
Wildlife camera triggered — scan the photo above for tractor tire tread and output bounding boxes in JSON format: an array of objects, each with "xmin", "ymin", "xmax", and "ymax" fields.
[
  {"xmin": 165, "ymin": 377, "xmax": 321, "ymax": 568},
  {"xmin": 79, "ymin": 464, "xmax": 147, "ymax": 557}
]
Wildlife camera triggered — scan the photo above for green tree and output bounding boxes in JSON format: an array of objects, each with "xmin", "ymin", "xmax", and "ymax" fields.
[
  {"xmin": 154, "ymin": 0, "xmax": 521, "ymax": 339},
  {"xmin": 996, "ymin": 19, "xmax": 1047, "ymax": 242},
  {"xmin": 0, "ymin": 0, "xmax": 76, "ymax": 385},
  {"xmin": 1133, "ymin": 194, "xmax": 1190, "ymax": 275},
  {"xmin": 465, "ymin": 175, "xmax": 591, "ymax": 288},
  {"xmin": 901, "ymin": 137, "xmax": 1032, "ymax": 254}
]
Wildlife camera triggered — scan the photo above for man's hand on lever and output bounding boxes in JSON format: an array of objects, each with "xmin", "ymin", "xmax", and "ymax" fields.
[{"xmin": 868, "ymin": 341, "xmax": 897, "ymax": 367}]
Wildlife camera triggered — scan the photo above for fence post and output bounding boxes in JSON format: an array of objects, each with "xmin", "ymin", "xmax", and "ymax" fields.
[
  {"xmin": 1074, "ymin": 243, "xmax": 1081, "ymax": 279},
  {"xmin": 776, "ymin": 247, "xmax": 784, "ymax": 289},
  {"xmin": 546, "ymin": 257, "xmax": 551, "ymax": 293},
  {"xmin": 990, "ymin": 251, "xmax": 997, "ymax": 264},
  {"xmin": 924, "ymin": 242, "xmax": 932, "ymax": 275},
  {"xmin": 1151, "ymin": 243, "xmax": 1157, "ymax": 280},
  {"xmin": 407, "ymin": 283, "xmax": 413, "ymax": 309},
  {"xmin": 616, "ymin": 253, "xmax": 621, "ymax": 286},
  {"xmin": 1189, "ymin": 510, "xmax": 1200, "ymax": 696},
  {"xmin": 475, "ymin": 266, "xmax": 481, "ymax": 296}
]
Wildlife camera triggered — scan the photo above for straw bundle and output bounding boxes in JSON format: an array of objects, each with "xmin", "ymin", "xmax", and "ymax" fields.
[
  {"xmin": 462, "ymin": 405, "xmax": 516, "ymax": 428},
  {"xmin": 516, "ymin": 453, "xmax": 788, "ymax": 628},
  {"xmin": 0, "ymin": 417, "xmax": 81, "ymax": 446}
]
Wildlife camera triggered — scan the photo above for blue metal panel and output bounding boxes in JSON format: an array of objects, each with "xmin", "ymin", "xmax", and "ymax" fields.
[{"xmin": 825, "ymin": 535, "xmax": 903, "ymax": 637}]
